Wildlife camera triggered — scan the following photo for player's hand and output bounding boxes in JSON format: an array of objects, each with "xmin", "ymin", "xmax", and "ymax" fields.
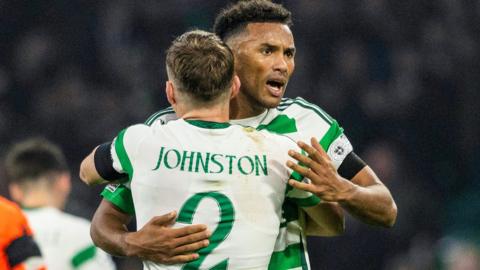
[
  {"xmin": 124, "ymin": 211, "xmax": 211, "ymax": 264},
  {"xmin": 286, "ymin": 137, "xmax": 355, "ymax": 202}
]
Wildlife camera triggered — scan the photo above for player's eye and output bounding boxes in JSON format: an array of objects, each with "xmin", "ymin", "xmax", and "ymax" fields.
[
  {"xmin": 285, "ymin": 50, "xmax": 295, "ymax": 59},
  {"xmin": 261, "ymin": 47, "xmax": 273, "ymax": 55}
]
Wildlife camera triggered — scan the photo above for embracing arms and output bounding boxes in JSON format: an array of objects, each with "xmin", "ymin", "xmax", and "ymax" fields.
[{"xmin": 79, "ymin": 145, "xmax": 210, "ymax": 263}]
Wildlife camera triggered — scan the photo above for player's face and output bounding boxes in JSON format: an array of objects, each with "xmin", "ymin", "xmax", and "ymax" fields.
[{"xmin": 232, "ymin": 23, "xmax": 295, "ymax": 112}]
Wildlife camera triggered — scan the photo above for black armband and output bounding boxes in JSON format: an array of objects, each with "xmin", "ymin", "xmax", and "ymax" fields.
[
  {"xmin": 6, "ymin": 233, "xmax": 42, "ymax": 267},
  {"xmin": 338, "ymin": 152, "xmax": 367, "ymax": 180},
  {"xmin": 94, "ymin": 142, "xmax": 127, "ymax": 181}
]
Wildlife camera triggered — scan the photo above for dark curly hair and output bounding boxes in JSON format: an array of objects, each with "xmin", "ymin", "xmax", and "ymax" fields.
[{"xmin": 213, "ymin": 0, "xmax": 292, "ymax": 41}]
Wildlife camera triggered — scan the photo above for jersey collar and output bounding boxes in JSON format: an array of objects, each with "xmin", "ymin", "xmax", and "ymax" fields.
[{"xmin": 185, "ymin": 120, "xmax": 231, "ymax": 129}]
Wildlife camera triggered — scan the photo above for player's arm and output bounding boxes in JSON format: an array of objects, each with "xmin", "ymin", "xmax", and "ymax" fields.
[
  {"xmin": 302, "ymin": 202, "xmax": 344, "ymax": 236},
  {"xmin": 80, "ymin": 145, "xmax": 109, "ymax": 185},
  {"xmin": 90, "ymin": 199, "xmax": 210, "ymax": 263},
  {"xmin": 80, "ymin": 133, "xmax": 211, "ymax": 263},
  {"xmin": 287, "ymin": 138, "xmax": 397, "ymax": 227}
]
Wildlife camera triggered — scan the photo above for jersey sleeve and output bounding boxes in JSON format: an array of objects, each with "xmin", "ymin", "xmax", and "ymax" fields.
[
  {"xmin": 101, "ymin": 124, "xmax": 149, "ymax": 215},
  {"xmin": 102, "ymin": 108, "xmax": 176, "ymax": 213},
  {"xmin": 144, "ymin": 106, "xmax": 177, "ymax": 126},
  {"xmin": 110, "ymin": 124, "xmax": 150, "ymax": 177},
  {"xmin": 286, "ymin": 97, "xmax": 353, "ymax": 170},
  {"xmin": 101, "ymin": 184, "xmax": 135, "ymax": 215}
]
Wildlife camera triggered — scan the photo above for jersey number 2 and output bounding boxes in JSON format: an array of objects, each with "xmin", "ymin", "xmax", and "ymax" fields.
[{"xmin": 177, "ymin": 192, "xmax": 235, "ymax": 270}]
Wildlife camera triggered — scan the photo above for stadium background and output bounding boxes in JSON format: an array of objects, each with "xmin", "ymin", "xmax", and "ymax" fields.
[{"xmin": 0, "ymin": 0, "xmax": 479, "ymax": 269}]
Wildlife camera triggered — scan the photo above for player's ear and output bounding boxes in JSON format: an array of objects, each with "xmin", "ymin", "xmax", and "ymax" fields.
[
  {"xmin": 54, "ymin": 173, "xmax": 71, "ymax": 210},
  {"xmin": 230, "ymin": 75, "xmax": 240, "ymax": 100},
  {"xmin": 166, "ymin": 81, "xmax": 176, "ymax": 106},
  {"xmin": 8, "ymin": 183, "xmax": 24, "ymax": 204},
  {"xmin": 55, "ymin": 173, "xmax": 71, "ymax": 195}
]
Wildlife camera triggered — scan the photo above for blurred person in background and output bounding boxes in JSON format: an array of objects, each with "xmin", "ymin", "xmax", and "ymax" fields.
[
  {"xmin": 89, "ymin": 1, "xmax": 397, "ymax": 269},
  {"xmin": 4, "ymin": 138, "xmax": 116, "ymax": 270},
  {"xmin": 0, "ymin": 195, "xmax": 46, "ymax": 270}
]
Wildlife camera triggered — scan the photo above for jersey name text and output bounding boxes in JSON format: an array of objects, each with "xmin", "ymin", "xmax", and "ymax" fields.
[{"xmin": 152, "ymin": 146, "xmax": 269, "ymax": 176}]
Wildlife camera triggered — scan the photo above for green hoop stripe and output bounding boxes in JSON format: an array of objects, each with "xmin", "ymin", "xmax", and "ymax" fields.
[
  {"xmin": 257, "ymin": 115, "xmax": 297, "ymax": 134},
  {"xmin": 268, "ymin": 243, "xmax": 306, "ymax": 270},
  {"xmin": 71, "ymin": 245, "xmax": 96, "ymax": 268},
  {"xmin": 114, "ymin": 129, "xmax": 133, "ymax": 180},
  {"xmin": 319, "ymin": 121, "xmax": 343, "ymax": 151}
]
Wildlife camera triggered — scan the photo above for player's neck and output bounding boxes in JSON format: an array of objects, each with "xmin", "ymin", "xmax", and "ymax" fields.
[
  {"xmin": 181, "ymin": 104, "xmax": 230, "ymax": 123},
  {"xmin": 18, "ymin": 190, "xmax": 64, "ymax": 210},
  {"xmin": 229, "ymin": 95, "xmax": 266, "ymax": 120}
]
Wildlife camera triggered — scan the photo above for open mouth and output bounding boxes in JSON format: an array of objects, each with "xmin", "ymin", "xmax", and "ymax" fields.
[{"xmin": 266, "ymin": 79, "xmax": 286, "ymax": 97}]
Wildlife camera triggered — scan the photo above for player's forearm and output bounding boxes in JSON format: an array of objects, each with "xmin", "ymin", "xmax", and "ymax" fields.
[
  {"xmin": 80, "ymin": 147, "xmax": 108, "ymax": 186},
  {"xmin": 303, "ymin": 202, "xmax": 345, "ymax": 236},
  {"xmin": 340, "ymin": 182, "xmax": 397, "ymax": 227},
  {"xmin": 90, "ymin": 200, "xmax": 134, "ymax": 257}
]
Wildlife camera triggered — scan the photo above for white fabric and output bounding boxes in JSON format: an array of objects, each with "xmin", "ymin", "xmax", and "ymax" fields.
[{"xmin": 24, "ymin": 207, "xmax": 116, "ymax": 270}]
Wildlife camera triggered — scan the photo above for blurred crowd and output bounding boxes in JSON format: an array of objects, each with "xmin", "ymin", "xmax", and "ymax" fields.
[{"xmin": 0, "ymin": 0, "xmax": 479, "ymax": 269}]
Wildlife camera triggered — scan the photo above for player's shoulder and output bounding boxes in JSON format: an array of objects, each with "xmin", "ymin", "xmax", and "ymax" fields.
[
  {"xmin": 120, "ymin": 123, "xmax": 152, "ymax": 141},
  {"xmin": 144, "ymin": 106, "xmax": 176, "ymax": 126},
  {"xmin": 0, "ymin": 196, "xmax": 21, "ymax": 214},
  {"xmin": 277, "ymin": 96, "xmax": 336, "ymax": 125},
  {"xmin": 243, "ymin": 125, "xmax": 298, "ymax": 149},
  {"xmin": 29, "ymin": 207, "xmax": 91, "ymax": 229},
  {"xmin": 0, "ymin": 196, "xmax": 25, "ymax": 224}
]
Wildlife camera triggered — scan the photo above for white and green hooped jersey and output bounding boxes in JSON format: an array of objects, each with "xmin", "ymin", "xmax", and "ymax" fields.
[
  {"xmin": 103, "ymin": 97, "xmax": 353, "ymax": 270},
  {"xmin": 104, "ymin": 119, "xmax": 319, "ymax": 270},
  {"xmin": 24, "ymin": 207, "xmax": 116, "ymax": 270}
]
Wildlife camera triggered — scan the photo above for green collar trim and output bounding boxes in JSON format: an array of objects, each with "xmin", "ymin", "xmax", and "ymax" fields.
[
  {"xmin": 185, "ymin": 120, "xmax": 231, "ymax": 129},
  {"xmin": 21, "ymin": 205, "xmax": 44, "ymax": 211}
]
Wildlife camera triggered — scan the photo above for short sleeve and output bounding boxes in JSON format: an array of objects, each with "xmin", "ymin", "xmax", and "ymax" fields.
[
  {"xmin": 101, "ymin": 124, "xmax": 149, "ymax": 215},
  {"xmin": 101, "ymin": 184, "xmax": 135, "ymax": 215},
  {"xmin": 282, "ymin": 97, "xmax": 354, "ymax": 170},
  {"xmin": 110, "ymin": 124, "xmax": 150, "ymax": 180}
]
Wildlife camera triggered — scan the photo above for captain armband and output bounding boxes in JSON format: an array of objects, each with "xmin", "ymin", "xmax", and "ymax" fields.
[
  {"xmin": 6, "ymin": 233, "xmax": 42, "ymax": 267},
  {"xmin": 337, "ymin": 152, "xmax": 367, "ymax": 180},
  {"xmin": 94, "ymin": 142, "xmax": 127, "ymax": 181}
]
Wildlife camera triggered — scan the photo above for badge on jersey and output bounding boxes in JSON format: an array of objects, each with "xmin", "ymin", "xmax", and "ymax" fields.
[
  {"xmin": 105, "ymin": 183, "xmax": 120, "ymax": 193},
  {"xmin": 327, "ymin": 134, "xmax": 353, "ymax": 169}
]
